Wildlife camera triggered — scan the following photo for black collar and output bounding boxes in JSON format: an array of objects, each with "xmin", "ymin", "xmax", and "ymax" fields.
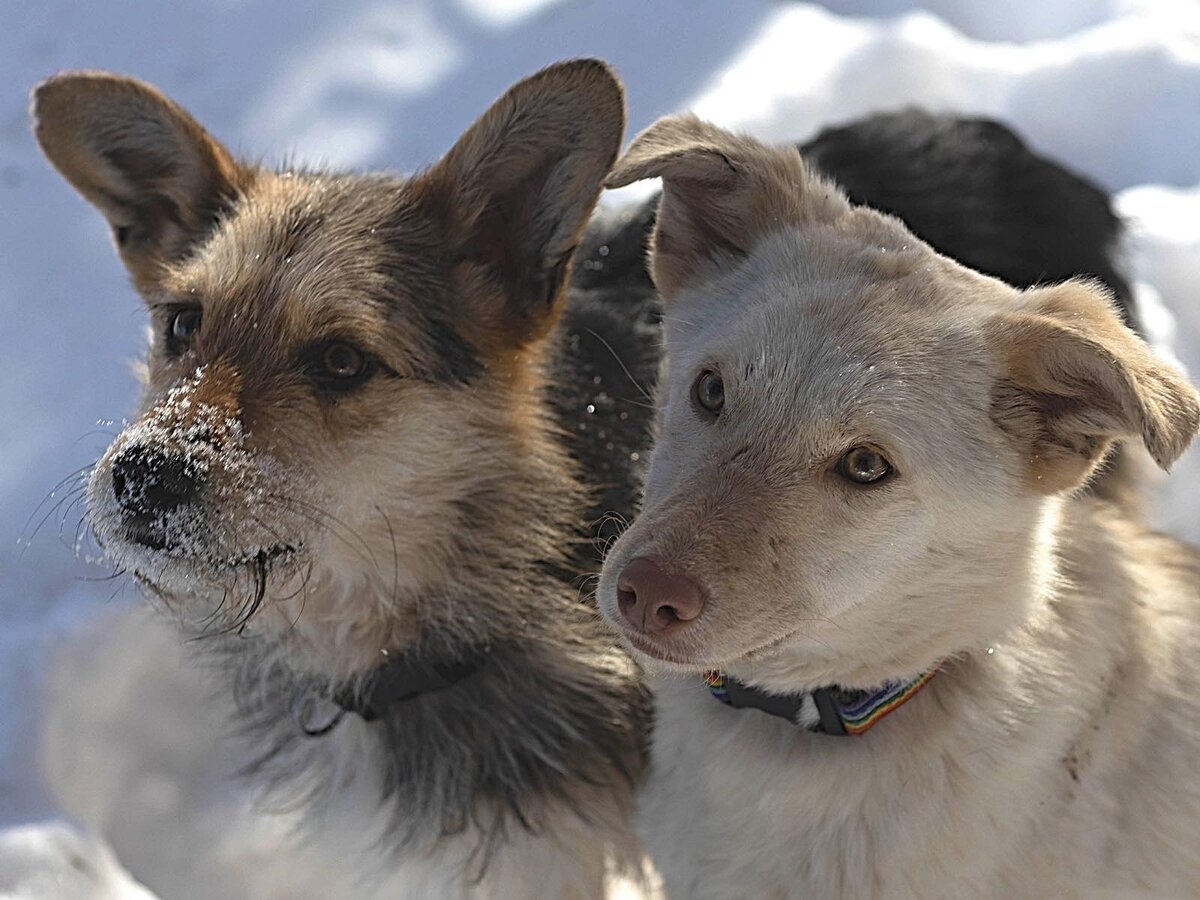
[
  {"xmin": 336, "ymin": 649, "xmax": 489, "ymax": 721},
  {"xmin": 294, "ymin": 647, "xmax": 489, "ymax": 736},
  {"xmin": 703, "ymin": 666, "xmax": 938, "ymax": 736}
]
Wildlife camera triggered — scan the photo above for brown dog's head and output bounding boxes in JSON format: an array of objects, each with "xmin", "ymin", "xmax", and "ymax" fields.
[
  {"xmin": 34, "ymin": 61, "xmax": 624, "ymax": 676},
  {"xmin": 596, "ymin": 115, "xmax": 1200, "ymax": 690}
]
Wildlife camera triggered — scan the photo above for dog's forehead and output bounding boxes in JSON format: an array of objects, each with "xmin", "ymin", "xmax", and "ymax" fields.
[
  {"xmin": 678, "ymin": 231, "xmax": 948, "ymax": 373},
  {"xmin": 668, "ymin": 228, "xmax": 990, "ymax": 440},
  {"xmin": 163, "ymin": 172, "xmax": 435, "ymax": 339}
]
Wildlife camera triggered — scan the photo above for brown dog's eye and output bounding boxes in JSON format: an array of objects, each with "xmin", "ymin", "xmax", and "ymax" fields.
[
  {"xmin": 323, "ymin": 342, "xmax": 365, "ymax": 378},
  {"xmin": 166, "ymin": 307, "xmax": 201, "ymax": 353},
  {"xmin": 837, "ymin": 446, "xmax": 893, "ymax": 485},
  {"xmin": 693, "ymin": 369, "xmax": 725, "ymax": 418},
  {"xmin": 310, "ymin": 341, "xmax": 375, "ymax": 393}
]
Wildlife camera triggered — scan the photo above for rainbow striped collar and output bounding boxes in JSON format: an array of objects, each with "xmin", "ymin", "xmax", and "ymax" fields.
[{"xmin": 701, "ymin": 666, "xmax": 939, "ymax": 736}]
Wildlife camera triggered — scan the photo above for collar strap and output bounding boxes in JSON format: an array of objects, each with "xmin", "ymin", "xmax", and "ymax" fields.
[
  {"xmin": 332, "ymin": 648, "xmax": 489, "ymax": 723},
  {"xmin": 702, "ymin": 666, "xmax": 938, "ymax": 736}
]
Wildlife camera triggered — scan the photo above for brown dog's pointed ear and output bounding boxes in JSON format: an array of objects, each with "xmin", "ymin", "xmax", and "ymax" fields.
[
  {"xmin": 987, "ymin": 280, "xmax": 1200, "ymax": 493},
  {"xmin": 31, "ymin": 71, "xmax": 249, "ymax": 292},
  {"xmin": 416, "ymin": 59, "xmax": 624, "ymax": 351},
  {"xmin": 607, "ymin": 114, "xmax": 848, "ymax": 299}
]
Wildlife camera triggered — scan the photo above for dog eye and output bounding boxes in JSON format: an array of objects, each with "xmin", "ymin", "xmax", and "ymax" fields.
[
  {"xmin": 323, "ymin": 343, "xmax": 364, "ymax": 378},
  {"xmin": 837, "ymin": 446, "xmax": 893, "ymax": 485},
  {"xmin": 166, "ymin": 307, "xmax": 202, "ymax": 353},
  {"xmin": 692, "ymin": 369, "xmax": 725, "ymax": 418},
  {"xmin": 312, "ymin": 341, "xmax": 374, "ymax": 391}
]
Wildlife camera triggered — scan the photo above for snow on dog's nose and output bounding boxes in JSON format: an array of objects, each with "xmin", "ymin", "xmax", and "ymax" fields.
[{"xmin": 111, "ymin": 445, "xmax": 205, "ymax": 519}]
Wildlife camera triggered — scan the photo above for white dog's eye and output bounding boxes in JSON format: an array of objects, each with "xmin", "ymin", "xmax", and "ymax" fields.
[
  {"xmin": 837, "ymin": 446, "xmax": 893, "ymax": 485},
  {"xmin": 692, "ymin": 369, "xmax": 725, "ymax": 418}
]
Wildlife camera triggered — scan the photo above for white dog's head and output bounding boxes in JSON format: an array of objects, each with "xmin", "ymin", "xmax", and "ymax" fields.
[{"xmin": 596, "ymin": 115, "xmax": 1200, "ymax": 691}]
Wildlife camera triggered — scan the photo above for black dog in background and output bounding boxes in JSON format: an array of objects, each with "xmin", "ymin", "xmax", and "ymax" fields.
[{"xmin": 560, "ymin": 109, "xmax": 1136, "ymax": 567}]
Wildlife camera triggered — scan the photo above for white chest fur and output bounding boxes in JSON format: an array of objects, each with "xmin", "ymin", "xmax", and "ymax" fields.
[{"xmin": 638, "ymin": 632, "xmax": 1195, "ymax": 900}]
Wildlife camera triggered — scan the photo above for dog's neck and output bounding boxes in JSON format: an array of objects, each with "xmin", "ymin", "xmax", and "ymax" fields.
[
  {"xmin": 202, "ymin": 421, "xmax": 648, "ymax": 861},
  {"xmin": 217, "ymin": 589, "xmax": 646, "ymax": 860}
]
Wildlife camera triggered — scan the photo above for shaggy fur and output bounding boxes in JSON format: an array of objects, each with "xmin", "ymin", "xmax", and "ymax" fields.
[
  {"xmin": 33, "ymin": 59, "xmax": 1148, "ymax": 899},
  {"xmin": 34, "ymin": 62, "xmax": 650, "ymax": 899},
  {"xmin": 596, "ymin": 116, "xmax": 1200, "ymax": 898}
]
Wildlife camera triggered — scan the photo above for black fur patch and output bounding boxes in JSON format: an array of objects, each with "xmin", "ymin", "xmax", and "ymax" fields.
[
  {"xmin": 554, "ymin": 202, "xmax": 661, "ymax": 576},
  {"xmin": 374, "ymin": 186, "xmax": 485, "ymax": 385},
  {"xmin": 800, "ymin": 110, "xmax": 1137, "ymax": 329}
]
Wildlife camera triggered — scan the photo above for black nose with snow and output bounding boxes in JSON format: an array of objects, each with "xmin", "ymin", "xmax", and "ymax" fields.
[{"xmin": 111, "ymin": 445, "xmax": 204, "ymax": 519}]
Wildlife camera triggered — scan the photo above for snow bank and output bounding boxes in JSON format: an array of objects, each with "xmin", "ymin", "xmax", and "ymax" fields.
[
  {"xmin": 0, "ymin": 822, "xmax": 156, "ymax": 900},
  {"xmin": 1, "ymin": 0, "xmax": 1196, "ymax": 894}
]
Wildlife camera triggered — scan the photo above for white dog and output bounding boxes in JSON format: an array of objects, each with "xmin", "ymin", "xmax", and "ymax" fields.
[{"xmin": 596, "ymin": 115, "xmax": 1200, "ymax": 899}]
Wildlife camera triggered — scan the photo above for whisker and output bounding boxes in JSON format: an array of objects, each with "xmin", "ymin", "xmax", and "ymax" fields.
[
  {"xmin": 70, "ymin": 429, "xmax": 119, "ymax": 448},
  {"xmin": 192, "ymin": 586, "xmax": 234, "ymax": 636},
  {"xmin": 23, "ymin": 464, "xmax": 94, "ymax": 534},
  {"xmin": 377, "ymin": 505, "xmax": 401, "ymax": 612},
  {"xmin": 57, "ymin": 491, "xmax": 87, "ymax": 537},
  {"xmin": 76, "ymin": 567, "xmax": 128, "ymax": 584},
  {"xmin": 285, "ymin": 563, "xmax": 314, "ymax": 634},
  {"xmin": 616, "ymin": 397, "xmax": 662, "ymax": 412},
  {"xmin": 22, "ymin": 485, "xmax": 89, "ymax": 555},
  {"xmin": 278, "ymin": 558, "xmax": 316, "ymax": 610},
  {"xmin": 21, "ymin": 468, "xmax": 93, "ymax": 551},
  {"xmin": 583, "ymin": 327, "xmax": 654, "ymax": 404},
  {"xmin": 261, "ymin": 494, "xmax": 378, "ymax": 570},
  {"xmin": 71, "ymin": 502, "xmax": 95, "ymax": 553}
]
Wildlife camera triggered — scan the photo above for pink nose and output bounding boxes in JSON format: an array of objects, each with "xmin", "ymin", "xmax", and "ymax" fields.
[{"xmin": 616, "ymin": 557, "xmax": 706, "ymax": 635}]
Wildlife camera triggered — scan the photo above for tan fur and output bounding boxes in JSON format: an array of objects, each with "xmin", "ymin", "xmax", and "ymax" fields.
[
  {"xmin": 419, "ymin": 62, "xmax": 625, "ymax": 355},
  {"xmin": 597, "ymin": 117, "xmax": 1200, "ymax": 898},
  {"xmin": 607, "ymin": 113, "xmax": 857, "ymax": 300},
  {"xmin": 987, "ymin": 282, "xmax": 1200, "ymax": 491},
  {"xmin": 32, "ymin": 63, "xmax": 622, "ymax": 673},
  {"xmin": 32, "ymin": 72, "xmax": 253, "ymax": 293},
  {"xmin": 34, "ymin": 62, "xmax": 651, "ymax": 898}
]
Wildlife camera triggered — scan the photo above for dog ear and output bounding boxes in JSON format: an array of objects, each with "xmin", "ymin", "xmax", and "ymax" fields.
[
  {"xmin": 31, "ymin": 71, "xmax": 248, "ymax": 292},
  {"xmin": 415, "ymin": 59, "xmax": 624, "ymax": 352},
  {"xmin": 987, "ymin": 280, "xmax": 1200, "ymax": 493},
  {"xmin": 606, "ymin": 114, "xmax": 847, "ymax": 299}
]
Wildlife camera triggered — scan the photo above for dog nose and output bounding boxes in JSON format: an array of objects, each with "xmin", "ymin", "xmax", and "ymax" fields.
[
  {"xmin": 111, "ymin": 445, "xmax": 203, "ymax": 517},
  {"xmin": 616, "ymin": 557, "xmax": 706, "ymax": 634}
]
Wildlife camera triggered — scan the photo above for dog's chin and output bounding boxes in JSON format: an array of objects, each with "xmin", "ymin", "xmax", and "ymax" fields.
[
  {"xmin": 618, "ymin": 631, "xmax": 707, "ymax": 674},
  {"xmin": 611, "ymin": 615, "xmax": 817, "ymax": 678},
  {"xmin": 100, "ymin": 517, "xmax": 299, "ymax": 590}
]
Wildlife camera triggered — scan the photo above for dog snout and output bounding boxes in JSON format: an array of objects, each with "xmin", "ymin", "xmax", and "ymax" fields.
[
  {"xmin": 616, "ymin": 557, "xmax": 706, "ymax": 634},
  {"xmin": 111, "ymin": 445, "xmax": 204, "ymax": 518}
]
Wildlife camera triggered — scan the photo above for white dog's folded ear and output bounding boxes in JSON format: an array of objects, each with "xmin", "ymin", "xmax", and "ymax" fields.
[
  {"xmin": 416, "ymin": 59, "xmax": 624, "ymax": 351},
  {"xmin": 31, "ymin": 71, "xmax": 248, "ymax": 292},
  {"xmin": 987, "ymin": 280, "xmax": 1200, "ymax": 493},
  {"xmin": 607, "ymin": 114, "xmax": 849, "ymax": 299}
]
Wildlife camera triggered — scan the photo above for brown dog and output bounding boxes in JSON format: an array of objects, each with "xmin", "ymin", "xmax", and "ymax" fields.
[{"xmin": 34, "ymin": 62, "xmax": 650, "ymax": 899}]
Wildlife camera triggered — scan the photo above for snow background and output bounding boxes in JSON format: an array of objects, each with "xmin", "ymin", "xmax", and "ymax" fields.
[{"xmin": 1, "ymin": 0, "xmax": 1197, "ymax": 895}]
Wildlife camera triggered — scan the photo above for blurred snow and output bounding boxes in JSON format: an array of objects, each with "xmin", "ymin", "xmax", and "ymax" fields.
[
  {"xmin": 0, "ymin": 0, "xmax": 1196, "ymax": 895},
  {"xmin": 0, "ymin": 822, "xmax": 156, "ymax": 900}
]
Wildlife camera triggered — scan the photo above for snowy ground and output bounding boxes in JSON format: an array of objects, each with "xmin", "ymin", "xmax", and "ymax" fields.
[{"xmin": 1, "ymin": 1, "xmax": 1197, "ymax": 896}]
